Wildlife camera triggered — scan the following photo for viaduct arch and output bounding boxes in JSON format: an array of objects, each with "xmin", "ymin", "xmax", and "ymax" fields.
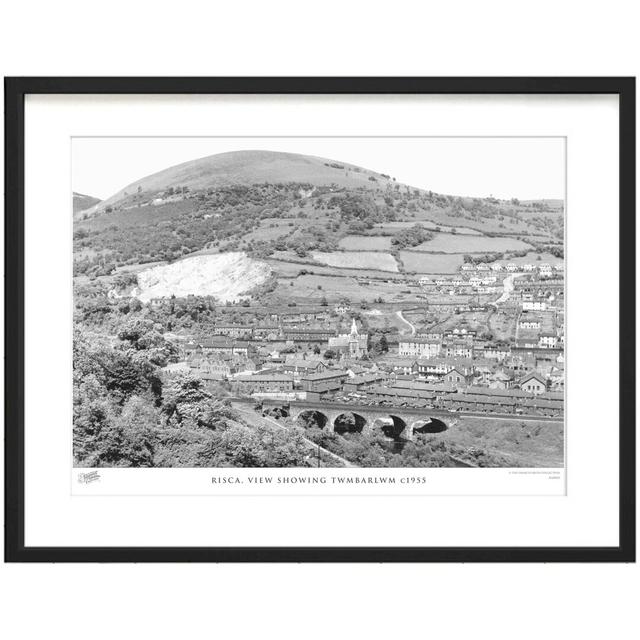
[{"xmin": 282, "ymin": 402, "xmax": 448, "ymax": 441}]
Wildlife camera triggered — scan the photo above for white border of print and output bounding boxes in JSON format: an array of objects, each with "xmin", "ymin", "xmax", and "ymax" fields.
[{"xmin": 24, "ymin": 94, "xmax": 618, "ymax": 548}]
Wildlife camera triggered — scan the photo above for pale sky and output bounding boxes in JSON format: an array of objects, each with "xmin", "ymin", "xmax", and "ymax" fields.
[{"xmin": 72, "ymin": 137, "xmax": 565, "ymax": 202}]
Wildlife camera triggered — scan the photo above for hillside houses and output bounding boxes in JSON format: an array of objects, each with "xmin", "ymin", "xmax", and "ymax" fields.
[
  {"xmin": 473, "ymin": 344, "xmax": 511, "ymax": 361},
  {"xmin": 398, "ymin": 337, "xmax": 441, "ymax": 358},
  {"xmin": 522, "ymin": 300, "xmax": 548, "ymax": 311},
  {"xmin": 538, "ymin": 332, "xmax": 559, "ymax": 349},
  {"xmin": 212, "ymin": 324, "xmax": 252, "ymax": 338},
  {"xmin": 253, "ymin": 325, "xmax": 281, "ymax": 340},
  {"xmin": 377, "ymin": 357, "xmax": 417, "ymax": 375},
  {"xmin": 334, "ymin": 304, "xmax": 351, "ymax": 315},
  {"xmin": 200, "ymin": 337, "xmax": 250, "ymax": 356},
  {"xmin": 415, "ymin": 330, "xmax": 444, "ymax": 341},
  {"xmin": 443, "ymin": 340, "xmax": 473, "ymax": 359},
  {"xmin": 519, "ymin": 315, "xmax": 542, "ymax": 330},
  {"xmin": 415, "ymin": 358, "xmax": 475, "ymax": 378}
]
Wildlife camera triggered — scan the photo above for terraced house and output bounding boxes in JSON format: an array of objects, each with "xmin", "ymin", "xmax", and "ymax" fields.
[
  {"xmin": 301, "ymin": 369, "xmax": 350, "ymax": 394},
  {"xmin": 398, "ymin": 336, "xmax": 441, "ymax": 358},
  {"xmin": 232, "ymin": 373, "xmax": 294, "ymax": 395}
]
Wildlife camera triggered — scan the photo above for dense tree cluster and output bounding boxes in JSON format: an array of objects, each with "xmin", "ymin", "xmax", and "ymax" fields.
[
  {"xmin": 390, "ymin": 223, "xmax": 434, "ymax": 248},
  {"xmin": 303, "ymin": 429, "xmax": 515, "ymax": 468},
  {"xmin": 73, "ymin": 327, "xmax": 313, "ymax": 468},
  {"xmin": 73, "ymin": 178, "xmax": 563, "ymax": 278},
  {"xmin": 463, "ymin": 252, "xmax": 504, "ymax": 264},
  {"xmin": 73, "ymin": 182, "xmax": 325, "ymax": 273}
]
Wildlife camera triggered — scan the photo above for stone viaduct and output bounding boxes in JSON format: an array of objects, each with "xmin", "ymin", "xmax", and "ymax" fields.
[{"xmin": 262, "ymin": 399, "xmax": 449, "ymax": 440}]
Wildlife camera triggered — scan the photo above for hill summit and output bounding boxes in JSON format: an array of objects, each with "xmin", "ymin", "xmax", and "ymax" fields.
[{"xmin": 89, "ymin": 150, "xmax": 394, "ymax": 216}]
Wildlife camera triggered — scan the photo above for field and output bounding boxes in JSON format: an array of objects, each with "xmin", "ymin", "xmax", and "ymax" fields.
[
  {"xmin": 274, "ymin": 274, "xmax": 419, "ymax": 303},
  {"xmin": 266, "ymin": 257, "xmax": 405, "ymax": 280},
  {"xmin": 361, "ymin": 308, "xmax": 415, "ymax": 332},
  {"xmin": 412, "ymin": 233, "xmax": 532, "ymax": 254},
  {"xmin": 386, "ymin": 206, "xmax": 561, "ymax": 238},
  {"xmin": 399, "ymin": 252, "xmax": 463, "ymax": 273},
  {"xmin": 395, "ymin": 209, "xmax": 526, "ymax": 234},
  {"xmin": 374, "ymin": 221, "xmax": 483, "ymax": 235},
  {"xmin": 494, "ymin": 252, "xmax": 564, "ymax": 267},
  {"xmin": 338, "ymin": 235, "xmax": 392, "ymax": 250},
  {"xmin": 312, "ymin": 251, "xmax": 399, "ymax": 272}
]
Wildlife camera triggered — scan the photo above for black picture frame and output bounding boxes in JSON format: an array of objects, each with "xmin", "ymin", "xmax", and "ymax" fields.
[{"xmin": 4, "ymin": 77, "xmax": 636, "ymax": 563}]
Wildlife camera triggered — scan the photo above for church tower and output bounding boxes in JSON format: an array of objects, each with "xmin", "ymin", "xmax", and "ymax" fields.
[
  {"xmin": 348, "ymin": 317, "xmax": 364, "ymax": 358},
  {"xmin": 328, "ymin": 317, "xmax": 368, "ymax": 359}
]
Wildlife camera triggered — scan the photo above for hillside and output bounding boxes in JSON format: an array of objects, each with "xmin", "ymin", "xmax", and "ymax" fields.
[
  {"xmin": 73, "ymin": 149, "xmax": 564, "ymax": 283},
  {"xmin": 73, "ymin": 192, "xmax": 101, "ymax": 215},
  {"xmin": 83, "ymin": 150, "xmax": 394, "ymax": 217}
]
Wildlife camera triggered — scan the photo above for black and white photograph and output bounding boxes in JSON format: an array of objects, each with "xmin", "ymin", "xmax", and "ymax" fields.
[
  {"xmin": 72, "ymin": 137, "xmax": 565, "ymax": 470},
  {"xmin": 2, "ymin": 3, "xmax": 637, "ymax": 636},
  {"xmin": 4, "ymin": 74, "xmax": 634, "ymax": 566}
]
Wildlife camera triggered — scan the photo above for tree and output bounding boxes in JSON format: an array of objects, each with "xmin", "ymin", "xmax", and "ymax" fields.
[
  {"xmin": 379, "ymin": 334, "xmax": 389, "ymax": 353},
  {"xmin": 323, "ymin": 349, "xmax": 337, "ymax": 360},
  {"xmin": 99, "ymin": 396, "xmax": 158, "ymax": 467},
  {"xmin": 391, "ymin": 224, "xmax": 434, "ymax": 248},
  {"xmin": 117, "ymin": 318, "xmax": 178, "ymax": 367},
  {"xmin": 163, "ymin": 373, "xmax": 235, "ymax": 430}
]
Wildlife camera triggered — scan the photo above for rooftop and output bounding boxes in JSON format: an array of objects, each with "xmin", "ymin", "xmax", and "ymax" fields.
[
  {"xmin": 301, "ymin": 369, "xmax": 350, "ymax": 381},
  {"xmin": 520, "ymin": 372, "xmax": 548, "ymax": 385},
  {"xmin": 392, "ymin": 380, "xmax": 456, "ymax": 393},
  {"xmin": 399, "ymin": 337, "xmax": 442, "ymax": 345},
  {"xmin": 346, "ymin": 373, "xmax": 388, "ymax": 385},
  {"xmin": 235, "ymin": 374, "xmax": 293, "ymax": 382},
  {"xmin": 283, "ymin": 328, "xmax": 336, "ymax": 335},
  {"xmin": 418, "ymin": 357, "xmax": 475, "ymax": 368}
]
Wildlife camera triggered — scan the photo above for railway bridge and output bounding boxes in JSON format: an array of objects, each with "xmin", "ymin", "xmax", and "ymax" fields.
[{"xmin": 261, "ymin": 399, "xmax": 450, "ymax": 440}]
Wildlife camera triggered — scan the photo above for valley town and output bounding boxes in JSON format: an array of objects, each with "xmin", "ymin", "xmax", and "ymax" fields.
[{"xmin": 73, "ymin": 150, "xmax": 564, "ymax": 468}]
